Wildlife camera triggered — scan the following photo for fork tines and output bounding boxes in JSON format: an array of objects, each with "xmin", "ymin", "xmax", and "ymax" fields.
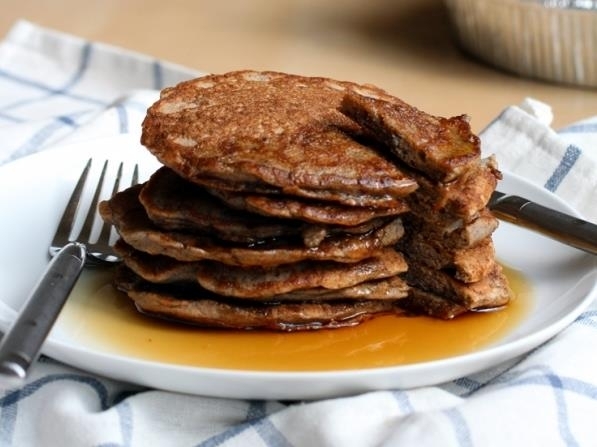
[{"xmin": 50, "ymin": 159, "xmax": 138, "ymax": 264}]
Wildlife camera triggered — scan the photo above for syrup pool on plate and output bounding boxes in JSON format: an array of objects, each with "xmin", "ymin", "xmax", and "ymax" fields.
[{"xmin": 56, "ymin": 265, "xmax": 532, "ymax": 371}]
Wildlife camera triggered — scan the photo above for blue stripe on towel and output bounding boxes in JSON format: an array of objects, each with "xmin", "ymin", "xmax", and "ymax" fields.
[
  {"xmin": 493, "ymin": 365, "xmax": 597, "ymax": 446},
  {"xmin": 523, "ymin": 371, "xmax": 579, "ymax": 447},
  {"xmin": 0, "ymin": 373, "xmax": 110, "ymax": 447},
  {"xmin": 115, "ymin": 103, "xmax": 129, "ymax": 133},
  {"xmin": 64, "ymin": 42, "xmax": 92, "ymax": 88},
  {"xmin": 56, "ymin": 115, "xmax": 78, "ymax": 127},
  {"xmin": 0, "ymin": 389, "xmax": 19, "ymax": 446},
  {"xmin": 0, "ymin": 111, "xmax": 24, "ymax": 123},
  {"xmin": 575, "ymin": 310, "xmax": 597, "ymax": 329},
  {"xmin": 559, "ymin": 123, "xmax": 597, "ymax": 134},
  {"xmin": 120, "ymin": 99, "xmax": 150, "ymax": 112},
  {"xmin": 95, "ymin": 401, "xmax": 134, "ymax": 447},
  {"xmin": 115, "ymin": 400, "xmax": 134, "ymax": 447},
  {"xmin": 247, "ymin": 401, "xmax": 293, "ymax": 447},
  {"xmin": 196, "ymin": 421, "xmax": 248, "ymax": 447},
  {"xmin": 0, "ymin": 45, "xmax": 107, "ymax": 111},
  {"xmin": 452, "ymin": 358, "xmax": 526, "ymax": 396},
  {"xmin": 4, "ymin": 110, "xmax": 91, "ymax": 162},
  {"xmin": 551, "ymin": 375, "xmax": 580, "ymax": 447},
  {"xmin": 391, "ymin": 390, "xmax": 415, "ymax": 413},
  {"xmin": 496, "ymin": 365, "xmax": 597, "ymax": 400},
  {"xmin": 0, "ymin": 43, "xmax": 93, "ymax": 113},
  {"xmin": 196, "ymin": 400, "xmax": 292, "ymax": 447},
  {"xmin": 8, "ymin": 119, "xmax": 70, "ymax": 160},
  {"xmin": 153, "ymin": 61, "xmax": 164, "ymax": 90},
  {"xmin": 453, "ymin": 377, "xmax": 483, "ymax": 394},
  {"xmin": 444, "ymin": 408, "xmax": 473, "ymax": 447},
  {"xmin": 544, "ymin": 145, "xmax": 581, "ymax": 192}
]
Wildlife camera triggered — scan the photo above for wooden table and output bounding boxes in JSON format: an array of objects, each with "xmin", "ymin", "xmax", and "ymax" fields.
[{"xmin": 2, "ymin": 0, "xmax": 596, "ymax": 132}]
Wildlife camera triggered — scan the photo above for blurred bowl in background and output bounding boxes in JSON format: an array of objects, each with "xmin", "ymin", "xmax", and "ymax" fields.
[{"xmin": 444, "ymin": 0, "xmax": 597, "ymax": 87}]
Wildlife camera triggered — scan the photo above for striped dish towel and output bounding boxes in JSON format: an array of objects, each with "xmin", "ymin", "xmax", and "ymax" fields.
[
  {"xmin": 480, "ymin": 97, "xmax": 597, "ymax": 223},
  {"xmin": 0, "ymin": 20, "xmax": 596, "ymax": 447}
]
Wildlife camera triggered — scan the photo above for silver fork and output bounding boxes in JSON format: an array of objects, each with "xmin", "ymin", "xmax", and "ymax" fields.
[
  {"xmin": 50, "ymin": 159, "xmax": 138, "ymax": 264},
  {"xmin": 0, "ymin": 159, "xmax": 137, "ymax": 385}
]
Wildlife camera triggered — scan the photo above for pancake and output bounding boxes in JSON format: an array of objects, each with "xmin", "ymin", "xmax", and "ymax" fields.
[
  {"xmin": 194, "ymin": 177, "xmax": 407, "ymax": 209},
  {"xmin": 114, "ymin": 240, "xmax": 407, "ymax": 299},
  {"xmin": 99, "ymin": 70, "xmax": 513, "ymax": 331},
  {"xmin": 99, "ymin": 185, "xmax": 405, "ymax": 266},
  {"xmin": 115, "ymin": 266, "xmax": 405, "ymax": 331},
  {"xmin": 397, "ymin": 236, "xmax": 496, "ymax": 283},
  {"xmin": 208, "ymin": 187, "xmax": 409, "ymax": 226},
  {"xmin": 340, "ymin": 90, "xmax": 481, "ymax": 182},
  {"xmin": 140, "ymin": 70, "xmax": 418, "ymax": 205},
  {"xmin": 140, "ymin": 166, "xmax": 303, "ymax": 244},
  {"xmin": 272, "ymin": 275, "xmax": 409, "ymax": 301},
  {"xmin": 139, "ymin": 167, "xmax": 393, "ymax": 248},
  {"xmin": 402, "ymin": 209, "xmax": 499, "ymax": 249},
  {"xmin": 407, "ymin": 156, "xmax": 500, "ymax": 221},
  {"xmin": 398, "ymin": 288, "xmax": 468, "ymax": 319},
  {"xmin": 404, "ymin": 260, "xmax": 511, "ymax": 310}
]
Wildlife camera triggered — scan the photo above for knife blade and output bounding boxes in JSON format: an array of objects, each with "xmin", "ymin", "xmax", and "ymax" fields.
[{"xmin": 488, "ymin": 191, "xmax": 597, "ymax": 255}]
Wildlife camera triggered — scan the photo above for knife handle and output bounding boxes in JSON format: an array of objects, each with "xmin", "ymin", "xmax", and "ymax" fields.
[
  {"xmin": 491, "ymin": 195, "xmax": 597, "ymax": 255},
  {"xmin": 0, "ymin": 242, "xmax": 86, "ymax": 386}
]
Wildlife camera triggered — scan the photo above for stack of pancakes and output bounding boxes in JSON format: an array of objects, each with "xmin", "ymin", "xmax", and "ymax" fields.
[
  {"xmin": 100, "ymin": 70, "xmax": 511, "ymax": 331},
  {"xmin": 340, "ymin": 92, "xmax": 511, "ymax": 318}
]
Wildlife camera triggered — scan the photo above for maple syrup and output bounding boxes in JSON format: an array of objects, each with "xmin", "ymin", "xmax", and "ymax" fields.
[{"xmin": 57, "ymin": 265, "xmax": 532, "ymax": 371}]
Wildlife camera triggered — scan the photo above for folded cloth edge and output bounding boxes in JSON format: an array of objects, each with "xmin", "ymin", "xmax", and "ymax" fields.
[{"xmin": 481, "ymin": 98, "xmax": 597, "ymax": 223}]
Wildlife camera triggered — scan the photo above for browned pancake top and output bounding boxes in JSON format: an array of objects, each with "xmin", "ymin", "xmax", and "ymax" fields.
[
  {"xmin": 340, "ymin": 91, "xmax": 481, "ymax": 182},
  {"xmin": 141, "ymin": 71, "xmax": 418, "ymax": 203}
]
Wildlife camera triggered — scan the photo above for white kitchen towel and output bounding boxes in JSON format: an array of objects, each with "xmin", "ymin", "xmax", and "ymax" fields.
[
  {"xmin": 0, "ymin": 20, "xmax": 596, "ymax": 447},
  {"xmin": 481, "ymin": 97, "xmax": 597, "ymax": 223}
]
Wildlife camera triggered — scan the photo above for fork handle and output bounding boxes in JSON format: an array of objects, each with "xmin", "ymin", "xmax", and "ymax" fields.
[{"xmin": 0, "ymin": 242, "xmax": 86, "ymax": 386}]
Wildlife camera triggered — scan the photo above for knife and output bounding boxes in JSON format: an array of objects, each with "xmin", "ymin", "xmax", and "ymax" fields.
[{"xmin": 488, "ymin": 191, "xmax": 597, "ymax": 255}]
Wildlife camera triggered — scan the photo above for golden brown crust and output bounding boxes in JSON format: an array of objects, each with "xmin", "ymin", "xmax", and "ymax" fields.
[
  {"xmin": 100, "ymin": 185, "xmax": 405, "ymax": 267},
  {"xmin": 115, "ymin": 266, "xmax": 405, "ymax": 331},
  {"xmin": 404, "ymin": 261, "xmax": 511, "ymax": 310},
  {"xmin": 399, "ymin": 289, "xmax": 468, "ymax": 320},
  {"xmin": 139, "ymin": 166, "xmax": 304, "ymax": 244},
  {"xmin": 208, "ymin": 187, "xmax": 408, "ymax": 226},
  {"xmin": 102, "ymin": 70, "xmax": 513, "ymax": 329},
  {"xmin": 398, "ymin": 236, "xmax": 497, "ymax": 283},
  {"xmin": 139, "ymin": 166, "xmax": 397, "ymax": 247},
  {"xmin": 340, "ymin": 91, "xmax": 481, "ymax": 182},
  {"xmin": 141, "ymin": 71, "xmax": 418, "ymax": 203},
  {"xmin": 118, "ymin": 249, "xmax": 409, "ymax": 303},
  {"xmin": 407, "ymin": 156, "xmax": 500, "ymax": 221},
  {"xmin": 115, "ymin": 240, "xmax": 407, "ymax": 299}
]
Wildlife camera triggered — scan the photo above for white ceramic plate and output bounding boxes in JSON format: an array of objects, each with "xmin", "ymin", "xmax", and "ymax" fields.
[{"xmin": 0, "ymin": 134, "xmax": 595, "ymax": 400}]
